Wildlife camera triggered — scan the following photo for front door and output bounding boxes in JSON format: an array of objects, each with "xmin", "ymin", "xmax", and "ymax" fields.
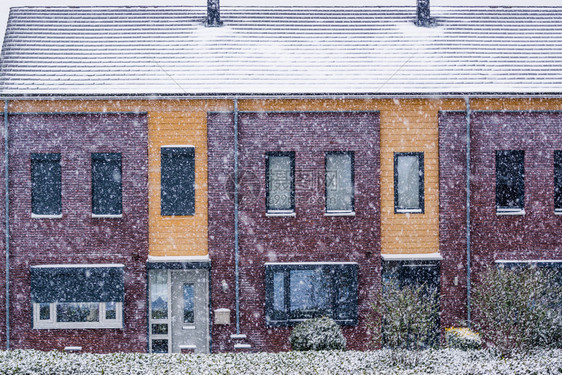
[
  {"xmin": 170, "ymin": 269, "xmax": 209, "ymax": 353},
  {"xmin": 148, "ymin": 268, "xmax": 209, "ymax": 354}
]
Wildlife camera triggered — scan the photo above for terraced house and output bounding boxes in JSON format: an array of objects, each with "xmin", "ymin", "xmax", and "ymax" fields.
[{"xmin": 0, "ymin": 0, "xmax": 561, "ymax": 353}]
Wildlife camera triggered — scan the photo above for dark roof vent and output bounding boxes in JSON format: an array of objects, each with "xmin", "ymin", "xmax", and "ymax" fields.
[
  {"xmin": 206, "ymin": 0, "xmax": 223, "ymax": 27},
  {"xmin": 416, "ymin": 0, "xmax": 433, "ymax": 27}
]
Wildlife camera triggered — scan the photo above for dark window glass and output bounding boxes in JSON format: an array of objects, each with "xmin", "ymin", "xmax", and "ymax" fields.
[
  {"xmin": 92, "ymin": 153, "xmax": 122, "ymax": 215},
  {"xmin": 39, "ymin": 303, "xmax": 51, "ymax": 321},
  {"xmin": 105, "ymin": 302, "xmax": 117, "ymax": 320},
  {"xmin": 394, "ymin": 152, "xmax": 424, "ymax": 213},
  {"xmin": 161, "ymin": 147, "xmax": 195, "ymax": 216},
  {"xmin": 325, "ymin": 152, "xmax": 354, "ymax": 212},
  {"xmin": 31, "ymin": 153, "xmax": 61, "ymax": 216},
  {"xmin": 496, "ymin": 150, "xmax": 525, "ymax": 210},
  {"xmin": 151, "ymin": 339, "xmax": 168, "ymax": 354},
  {"xmin": 265, "ymin": 263, "xmax": 358, "ymax": 326},
  {"xmin": 183, "ymin": 284, "xmax": 194, "ymax": 324},
  {"xmin": 554, "ymin": 151, "xmax": 562, "ymax": 210},
  {"xmin": 266, "ymin": 152, "xmax": 295, "ymax": 212}
]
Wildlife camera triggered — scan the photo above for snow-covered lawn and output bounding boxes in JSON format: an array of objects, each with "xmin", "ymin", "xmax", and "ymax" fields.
[{"xmin": 0, "ymin": 348, "xmax": 561, "ymax": 374}]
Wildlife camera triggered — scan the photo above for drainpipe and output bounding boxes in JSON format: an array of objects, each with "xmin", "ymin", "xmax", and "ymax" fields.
[
  {"xmin": 4, "ymin": 100, "xmax": 9, "ymax": 349},
  {"xmin": 233, "ymin": 99, "xmax": 240, "ymax": 335},
  {"xmin": 465, "ymin": 97, "xmax": 472, "ymax": 328}
]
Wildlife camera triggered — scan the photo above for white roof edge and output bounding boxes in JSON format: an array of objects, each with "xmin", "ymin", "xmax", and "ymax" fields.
[
  {"xmin": 382, "ymin": 253, "xmax": 443, "ymax": 261},
  {"xmin": 495, "ymin": 259, "xmax": 562, "ymax": 263},
  {"xmin": 264, "ymin": 261, "xmax": 358, "ymax": 265},
  {"xmin": 147, "ymin": 255, "xmax": 210, "ymax": 262},
  {"xmin": 31, "ymin": 264, "xmax": 124, "ymax": 268}
]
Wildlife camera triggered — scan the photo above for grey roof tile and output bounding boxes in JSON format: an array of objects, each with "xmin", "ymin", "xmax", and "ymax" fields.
[{"xmin": 0, "ymin": 6, "xmax": 561, "ymax": 96}]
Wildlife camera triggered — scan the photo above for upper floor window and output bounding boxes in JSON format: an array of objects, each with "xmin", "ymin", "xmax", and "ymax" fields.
[
  {"xmin": 554, "ymin": 151, "xmax": 562, "ymax": 214},
  {"xmin": 266, "ymin": 152, "xmax": 295, "ymax": 215},
  {"xmin": 31, "ymin": 153, "xmax": 62, "ymax": 217},
  {"xmin": 325, "ymin": 152, "xmax": 354, "ymax": 214},
  {"xmin": 161, "ymin": 147, "xmax": 195, "ymax": 216},
  {"xmin": 496, "ymin": 150, "xmax": 525, "ymax": 214},
  {"xmin": 394, "ymin": 152, "xmax": 424, "ymax": 214},
  {"xmin": 92, "ymin": 153, "xmax": 122, "ymax": 217}
]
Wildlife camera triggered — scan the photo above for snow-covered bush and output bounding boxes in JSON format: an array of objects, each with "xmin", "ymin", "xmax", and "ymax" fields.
[
  {"xmin": 473, "ymin": 267, "xmax": 562, "ymax": 354},
  {"xmin": 289, "ymin": 316, "xmax": 346, "ymax": 351},
  {"xmin": 1, "ymin": 348, "xmax": 562, "ymax": 374},
  {"xmin": 369, "ymin": 282, "xmax": 439, "ymax": 350},
  {"xmin": 445, "ymin": 327, "xmax": 482, "ymax": 350}
]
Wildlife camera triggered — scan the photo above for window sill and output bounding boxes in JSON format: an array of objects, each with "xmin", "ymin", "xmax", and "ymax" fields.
[
  {"xmin": 325, "ymin": 211, "xmax": 355, "ymax": 217},
  {"xmin": 266, "ymin": 211, "xmax": 296, "ymax": 217},
  {"xmin": 31, "ymin": 214, "xmax": 62, "ymax": 219},
  {"xmin": 92, "ymin": 214, "xmax": 123, "ymax": 219},
  {"xmin": 34, "ymin": 322, "xmax": 123, "ymax": 329},
  {"xmin": 395, "ymin": 208, "xmax": 423, "ymax": 214},
  {"xmin": 496, "ymin": 208, "xmax": 525, "ymax": 216},
  {"xmin": 555, "ymin": 209, "xmax": 562, "ymax": 215}
]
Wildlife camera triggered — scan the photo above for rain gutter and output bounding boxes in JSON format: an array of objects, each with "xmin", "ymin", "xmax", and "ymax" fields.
[
  {"xmin": 3, "ymin": 93, "xmax": 562, "ymax": 101},
  {"xmin": 465, "ymin": 97, "xmax": 472, "ymax": 328},
  {"xmin": 233, "ymin": 99, "xmax": 241, "ymax": 336},
  {"xmin": 3, "ymin": 100, "xmax": 9, "ymax": 350}
]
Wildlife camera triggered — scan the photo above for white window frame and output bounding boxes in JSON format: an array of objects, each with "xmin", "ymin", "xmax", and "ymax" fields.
[{"xmin": 33, "ymin": 301, "xmax": 123, "ymax": 329}]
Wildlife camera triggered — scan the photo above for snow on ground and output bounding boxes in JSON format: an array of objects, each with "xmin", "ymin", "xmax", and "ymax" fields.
[{"xmin": 0, "ymin": 349, "xmax": 561, "ymax": 375}]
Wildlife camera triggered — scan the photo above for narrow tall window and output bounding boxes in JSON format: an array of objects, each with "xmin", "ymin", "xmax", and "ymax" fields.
[
  {"xmin": 31, "ymin": 153, "xmax": 61, "ymax": 216},
  {"xmin": 325, "ymin": 152, "xmax": 354, "ymax": 213},
  {"xmin": 496, "ymin": 150, "xmax": 525, "ymax": 213},
  {"xmin": 554, "ymin": 151, "xmax": 562, "ymax": 213},
  {"xmin": 394, "ymin": 152, "xmax": 424, "ymax": 213},
  {"xmin": 161, "ymin": 147, "xmax": 195, "ymax": 216},
  {"xmin": 92, "ymin": 153, "xmax": 122, "ymax": 216},
  {"xmin": 266, "ymin": 152, "xmax": 295, "ymax": 213}
]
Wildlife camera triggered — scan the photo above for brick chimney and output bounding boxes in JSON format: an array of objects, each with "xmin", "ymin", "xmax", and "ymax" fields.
[
  {"xmin": 416, "ymin": 0, "xmax": 432, "ymax": 27},
  {"xmin": 206, "ymin": 0, "xmax": 223, "ymax": 27}
]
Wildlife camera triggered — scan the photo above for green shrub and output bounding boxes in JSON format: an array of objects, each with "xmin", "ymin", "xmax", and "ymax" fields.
[
  {"xmin": 289, "ymin": 317, "xmax": 346, "ymax": 351},
  {"xmin": 445, "ymin": 327, "xmax": 482, "ymax": 350},
  {"xmin": 473, "ymin": 267, "xmax": 562, "ymax": 354},
  {"xmin": 369, "ymin": 281, "xmax": 439, "ymax": 350}
]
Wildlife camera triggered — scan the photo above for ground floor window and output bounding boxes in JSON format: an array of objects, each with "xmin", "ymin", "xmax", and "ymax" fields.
[
  {"xmin": 30, "ymin": 264, "xmax": 124, "ymax": 329},
  {"xmin": 264, "ymin": 262, "xmax": 358, "ymax": 326},
  {"xmin": 381, "ymin": 260, "xmax": 440, "ymax": 347}
]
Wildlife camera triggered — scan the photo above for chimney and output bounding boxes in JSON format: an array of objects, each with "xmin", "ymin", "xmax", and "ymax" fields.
[
  {"xmin": 206, "ymin": 0, "xmax": 223, "ymax": 27},
  {"xmin": 416, "ymin": 0, "xmax": 432, "ymax": 27}
]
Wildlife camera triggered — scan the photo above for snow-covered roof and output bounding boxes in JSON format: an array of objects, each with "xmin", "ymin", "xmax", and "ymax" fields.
[{"xmin": 0, "ymin": 6, "xmax": 561, "ymax": 97}]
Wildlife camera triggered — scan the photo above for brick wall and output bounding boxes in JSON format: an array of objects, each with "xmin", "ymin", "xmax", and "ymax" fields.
[
  {"xmin": 438, "ymin": 111, "xmax": 469, "ymax": 328},
  {"xmin": 470, "ymin": 111, "xmax": 562, "ymax": 276},
  {"xmin": 208, "ymin": 111, "xmax": 381, "ymax": 352},
  {"xmin": 7, "ymin": 113, "xmax": 148, "ymax": 353}
]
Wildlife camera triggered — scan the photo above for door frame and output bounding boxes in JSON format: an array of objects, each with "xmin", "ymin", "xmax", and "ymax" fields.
[{"xmin": 146, "ymin": 260, "xmax": 211, "ymax": 353}]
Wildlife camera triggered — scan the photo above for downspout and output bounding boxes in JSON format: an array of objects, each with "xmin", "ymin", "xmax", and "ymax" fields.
[
  {"xmin": 233, "ymin": 99, "xmax": 240, "ymax": 335},
  {"xmin": 465, "ymin": 97, "xmax": 471, "ymax": 328},
  {"xmin": 4, "ymin": 100, "xmax": 9, "ymax": 350}
]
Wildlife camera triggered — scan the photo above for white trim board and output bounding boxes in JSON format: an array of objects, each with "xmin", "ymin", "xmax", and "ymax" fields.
[{"xmin": 381, "ymin": 253, "xmax": 443, "ymax": 261}]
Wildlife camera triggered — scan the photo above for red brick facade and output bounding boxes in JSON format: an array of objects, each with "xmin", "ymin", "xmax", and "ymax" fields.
[
  {"xmin": 2, "ymin": 113, "xmax": 148, "ymax": 352},
  {"xmin": 208, "ymin": 111, "xmax": 381, "ymax": 352},
  {"xmin": 470, "ymin": 111, "xmax": 562, "ymax": 274},
  {"xmin": 438, "ymin": 110, "xmax": 562, "ymax": 329}
]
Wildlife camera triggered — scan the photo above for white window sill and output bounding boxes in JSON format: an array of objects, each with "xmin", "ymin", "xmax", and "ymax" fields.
[
  {"xmin": 555, "ymin": 209, "xmax": 562, "ymax": 215},
  {"xmin": 92, "ymin": 214, "xmax": 123, "ymax": 219},
  {"xmin": 266, "ymin": 211, "xmax": 296, "ymax": 217},
  {"xmin": 31, "ymin": 214, "xmax": 62, "ymax": 219},
  {"xmin": 395, "ymin": 208, "xmax": 423, "ymax": 214},
  {"xmin": 496, "ymin": 208, "xmax": 525, "ymax": 216},
  {"xmin": 325, "ymin": 211, "xmax": 355, "ymax": 217},
  {"xmin": 34, "ymin": 321, "xmax": 123, "ymax": 329}
]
